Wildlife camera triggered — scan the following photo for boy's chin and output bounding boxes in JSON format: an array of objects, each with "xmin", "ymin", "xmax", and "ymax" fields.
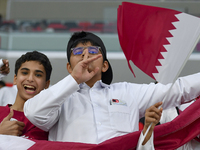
[{"xmin": 24, "ymin": 94, "xmax": 37, "ymax": 101}]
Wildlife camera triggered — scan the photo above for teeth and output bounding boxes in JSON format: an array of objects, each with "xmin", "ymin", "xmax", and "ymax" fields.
[
  {"xmin": 24, "ymin": 85, "xmax": 36, "ymax": 91},
  {"xmin": 26, "ymin": 89, "xmax": 35, "ymax": 92},
  {"xmin": 24, "ymin": 85, "xmax": 34, "ymax": 88}
]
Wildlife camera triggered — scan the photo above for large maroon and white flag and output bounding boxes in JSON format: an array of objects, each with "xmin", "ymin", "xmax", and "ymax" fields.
[
  {"xmin": 118, "ymin": 2, "xmax": 200, "ymax": 84},
  {"xmin": 1, "ymin": 99, "xmax": 200, "ymax": 150}
]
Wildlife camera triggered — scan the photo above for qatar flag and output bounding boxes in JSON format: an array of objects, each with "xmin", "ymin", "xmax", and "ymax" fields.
[
  {"xmin": 1, "ymin": 99, "xmax": 200, "ymax": 150},
  {"xmin": 118, "ymin": 2, "xmax": 200, "ymax": 84}
]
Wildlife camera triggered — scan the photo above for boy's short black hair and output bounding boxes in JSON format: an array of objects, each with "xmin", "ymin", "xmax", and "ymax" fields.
[
  {"xmin": 66, "ymin": 31, "xmax": 113, "ymax": 85},
  {"xmin": 15, "ymin": 51, "xmax": 52, "ymax": 81}
]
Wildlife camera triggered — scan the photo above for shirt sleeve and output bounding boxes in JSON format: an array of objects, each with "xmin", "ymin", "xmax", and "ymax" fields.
[
  {"xmin": 132, "ymin": 73, "xmax": 200, "ymax": 118},
  {"xmin": 0, "ymin": 59, "xmax": 6, "ymax": 81},
  {"xmin": 160, "ymin": 107, "xmax": 179, "ymax": 124},
  {"xmin": 136, "ymin": 131, "xmax": 154, "ymax": 150},
  {"xmin": 0, "ymin": 59, "xmax": 3, "ymax": 68},
  {"xmin": 24, "ymin": 75, "xmax": 80, "ymax": 131}
]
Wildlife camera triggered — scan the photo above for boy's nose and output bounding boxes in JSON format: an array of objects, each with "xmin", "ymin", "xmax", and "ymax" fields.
[
  {"xmin": 27, "ymin": 74, "xmax": 34, "ymax": 82},
  {"xmin": 81, "ymin": 48, "xmax": 89, "ymax": 57}
]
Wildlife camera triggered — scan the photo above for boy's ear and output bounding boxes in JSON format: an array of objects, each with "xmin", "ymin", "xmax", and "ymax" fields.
[
  {"xmin": 102, "ymin": 60, "xmax": 109, "ymax": 73},
  {"xmin": 44, "ymin": 80, "xmax": 50, "ymax": 89},
  {"xmin": 66, "ymin": 62, "xmax": 72, "ymax": 74},
  {"xmin": 13, "ymin": 75, "xmax": 17, "ymax": 85}
]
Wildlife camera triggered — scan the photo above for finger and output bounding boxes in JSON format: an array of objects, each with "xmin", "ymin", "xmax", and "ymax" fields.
[
  {"xmin": 146, "ymin": 105, "xmax": 162, "ymax": 116},
  {"xmin": 12, "ymin": 130, "xmax": 23, "ymax": 136},
  {"xmin": 145, "ymin": 117, "xmax": 158, "ymax": 124},
  {"xmin": 9, "ymin": 121, "xmax": 25, "ymax": 136},
  {"xmin": 1, "ymin": 60, "xmax": 9, "ymax": 72},
  {"xmin": 146, "ymin": 116, "xmax": 161, "ymax": 126},
  {"xmin": 154, "ymin": 101, "xmax": 163, "ymax": 108},
  {"xmin": 0, "ymin": 65, "xmax": 9, "ymax": 71},
  {"xmin": 146, "ymin": 111, "xmax": 160, "ymax": 121},
  {"xmin": 15, "ymin": 124, "xmax": 25, "ymax": 133},
  {"xmin": 146, "ymin": 102, "xmax": 162, "ymax": 114},
  {"xmin": 87, "ymin": 67, "xmax": 100, "ymax": 78},
  {"xmin": 160, "ymin": 107, "xmax": 163, "ymax": 113},
  {"xmin": 83, "ymin": 49, "xmax": 89, "ymax": 60},
  {"xmin": 16, "ymin": 121, "xmax": 25, "ymax": 128},
  {"xmin": 12, "ymin": 121, "xmax": 25, "ymax": 130},
  {"xmin": 84, "ymin": 54, "xmax": 102, "ymax": 65},
  {"xmin": 1, "ymin": 67, "xmax": 10, "ymax": 74},
  {"xmin": 3, "ymin": 109, "xmax": 14, "ymax": 121},
  {"xmin": 80, "ymin": 54, "xmax": 102, "ymax": 70},
  {"xmin": 2, "ymin": 59, "xmax": 9, "ymax": 66},
  {"xmin": 5, "ymin": 60, "xmax": 9, "ymax": 67},
  {"xmin": 151, "ymin": 107, "xmax": 161, "ymax": 114},
  {"xmin": 18, "ymin": 131, "xmax": 23, "ymax": 136},
  {"xmin": 1, "ymin": 64, "xmax": 9, "ymax": 70},
  {"xmin": 1, "ymin": 64, "xmax": 9, "ymax": 69}
]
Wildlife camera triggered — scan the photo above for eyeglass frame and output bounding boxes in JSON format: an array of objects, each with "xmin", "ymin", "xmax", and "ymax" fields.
[{"xmin": 71, "ymin": 46, "xmax": 101, "ymax": 55}]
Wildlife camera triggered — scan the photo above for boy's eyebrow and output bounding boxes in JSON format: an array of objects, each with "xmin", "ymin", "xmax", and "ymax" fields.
[
  {"xmin": 35, "ymin": 70, "xmax": 44, "ymax": 74},
  {"xmin": 20, "ymin": 68, "xmax": 30, "ymax": 71},
  {"xmin": 20, "ymin": 68, "xmax": 44, "ymax": 74}
]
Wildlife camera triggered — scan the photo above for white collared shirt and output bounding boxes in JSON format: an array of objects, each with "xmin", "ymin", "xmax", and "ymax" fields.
[
  {"xmin": 0, "ymin": 85, "xmax": 17, "ymax": 106},
  {"xmin": 24, "ymin": 73, "xmax": 200, "ymax": 146}
]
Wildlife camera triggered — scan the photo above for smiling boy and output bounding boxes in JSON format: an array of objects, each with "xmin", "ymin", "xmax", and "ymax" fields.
[
  {"xmin": 24, "ymin": 31, "xmax": 200, "ymax": 147},
  {"xmin": 0, "ymin": 51, "xmax": 52, "ymax": 140}
]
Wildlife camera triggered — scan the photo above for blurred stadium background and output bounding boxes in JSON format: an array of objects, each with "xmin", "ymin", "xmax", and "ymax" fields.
[{"xmin": 1, "ymin": 0, "xmax": 200, "ymax": 86}]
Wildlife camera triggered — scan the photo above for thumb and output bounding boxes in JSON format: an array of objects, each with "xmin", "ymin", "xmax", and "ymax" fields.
[
  {"xmin": 3, "ymin": 109, "xmax": 14, "ymax": 121},
  {"xmin": 2, "ymin": 59, "xmax": 8, "ymax": 64},
  {"xmin": 5, "ymin": 60, "xmax": 9, "ymax": 67}
]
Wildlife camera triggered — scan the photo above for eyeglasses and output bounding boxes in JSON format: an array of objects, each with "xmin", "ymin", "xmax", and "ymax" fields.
[{"xmin": 71, "ymin": 46, "xmax": 101, "ymax": 55}]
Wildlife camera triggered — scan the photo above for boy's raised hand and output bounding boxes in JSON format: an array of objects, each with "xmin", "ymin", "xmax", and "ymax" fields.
[
  {"xmin": 0, "ymin": 59, "xmax": 10, "ymax": 75},
  {"xmin": 142, "ymin": 102, "xmax": 163, "ymax": 145},
  {"xmin": 144, "ymin": 102, "xmax": 163, "ymax": 129},
  {"xmin": 71, "ymin": 51, "xmax": 102, "ymax": 84},
  {"xmin": 0, "ymin": 109, "xmax": 25, "ymax": 136}
]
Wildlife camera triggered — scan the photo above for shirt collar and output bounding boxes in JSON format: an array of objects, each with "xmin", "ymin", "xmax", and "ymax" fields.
[{"xmin": 79, "ymin": 80, "xmax": 110, "ymax": 89}]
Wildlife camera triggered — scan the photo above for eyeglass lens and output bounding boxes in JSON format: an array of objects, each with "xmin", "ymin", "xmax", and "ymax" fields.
[{"xmin": 72, "ymin": 46, "xmax": 99, "ymax": 55}]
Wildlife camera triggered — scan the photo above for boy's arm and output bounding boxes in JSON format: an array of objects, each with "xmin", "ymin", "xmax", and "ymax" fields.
[
  {"xmin": 24, "ymin": 75, "xmax": 79, "ymax": 131},
  {"xmin": 24, "ymin": 53, "xmax": 102, "ymax": 131},
  {"xmin": 137, "ymin": 102, "xmax": 163, "ymax": 150},
  {"xmin": 0, "ymin": 59, "xmax": 10, "ymax": 80},
  {"xmin": 137, "ymin": 72, "xmax": 200, "ymax": 117}
]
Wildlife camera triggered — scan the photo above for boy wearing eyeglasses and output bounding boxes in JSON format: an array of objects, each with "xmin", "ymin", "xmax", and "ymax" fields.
[{"xmin": 24, "ymin": 31, "xmax": 200, "ymax": 149}]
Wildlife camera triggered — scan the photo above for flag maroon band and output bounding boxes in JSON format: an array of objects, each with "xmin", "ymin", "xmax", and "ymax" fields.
[{"xmin": 29, "ymin": 99, "xmax": 200, "ymax": 150}]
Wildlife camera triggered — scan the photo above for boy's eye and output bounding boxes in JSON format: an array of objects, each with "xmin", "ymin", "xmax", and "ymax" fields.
[
  {"xmin": 73, "ymin": 48, "xmax": 84, "ymax": 55},
  {"xmin": 35, "ymin": 74, "xmax": 42, "ymax": 77},
  {"xmin": 74, "ymin": 51, "xmax": 83, "ymax": 55},
  {"xmin": 89, "ymin": 50, "xmax": 97, "ymax": 54},
  {"xmin": 22, "ymin": 71, "xmax": 28, "ymax": 75}
]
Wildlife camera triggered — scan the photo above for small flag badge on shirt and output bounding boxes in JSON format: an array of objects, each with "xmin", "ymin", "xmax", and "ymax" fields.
[{"xmin": 110, "ymin": 99, "xmax": 127, "ymax": 106}]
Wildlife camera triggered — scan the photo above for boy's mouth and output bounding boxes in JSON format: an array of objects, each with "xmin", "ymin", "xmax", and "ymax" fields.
[{"xmin": 24, "ymin": 85, "xmax": 36, "ymax": 93}]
